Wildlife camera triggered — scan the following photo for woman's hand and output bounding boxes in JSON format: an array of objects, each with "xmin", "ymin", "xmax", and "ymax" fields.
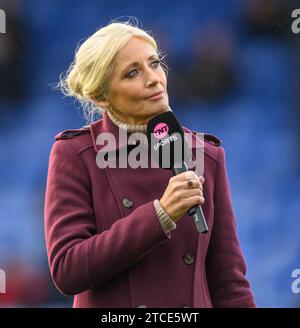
[{"xmin": 159, "ymin": 171, "xmax": 205, "ymax": 222}]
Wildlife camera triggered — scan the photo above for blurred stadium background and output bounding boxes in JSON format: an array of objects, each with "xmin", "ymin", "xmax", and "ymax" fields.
[{"xmin": 0, "ymin": 0, "xmax": 300, "ymax": 307}]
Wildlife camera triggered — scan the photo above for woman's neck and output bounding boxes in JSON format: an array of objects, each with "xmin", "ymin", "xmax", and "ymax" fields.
[{"xmin": 106, "ymin": 109, "xmax": 147, "ymax": 134}]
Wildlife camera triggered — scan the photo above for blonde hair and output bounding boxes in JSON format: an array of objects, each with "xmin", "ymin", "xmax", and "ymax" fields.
[{"xmin": 58, "ymin": 18, "xmax": 167, "ymax": 124}]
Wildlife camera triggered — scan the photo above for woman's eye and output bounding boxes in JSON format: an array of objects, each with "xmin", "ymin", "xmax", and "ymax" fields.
[
  {"xmin": 151, "ymin": 60, "xmax": 161, "ymax": 67},
  {"xmin": 126, "ymin": 69, "xmax": 138, "ymax": 79},
  {"xmin": 125, "ymin": 60, "xmax": 161, "ymax": 79}
]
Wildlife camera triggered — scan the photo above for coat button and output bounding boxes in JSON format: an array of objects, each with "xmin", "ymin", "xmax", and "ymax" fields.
[
  {"xmin": 183, "ymin": 253, "xmax": 194, "ymax": 265},
  {"xmin": 122, "ymin": 198, "xmax": 133, "ymax": 208}
]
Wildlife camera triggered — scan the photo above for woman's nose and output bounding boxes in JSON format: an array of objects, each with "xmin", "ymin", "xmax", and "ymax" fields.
[{"xmin": 145, "ymin": 68, "xmax": 160, "ymax": 86}]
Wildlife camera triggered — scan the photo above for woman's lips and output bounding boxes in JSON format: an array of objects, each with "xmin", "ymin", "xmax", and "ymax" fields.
[{"xmin": 146, "ymin": 91, "xmax": 165, "ymax": 101}]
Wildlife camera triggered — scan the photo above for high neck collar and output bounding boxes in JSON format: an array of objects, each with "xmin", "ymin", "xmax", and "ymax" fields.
[{"xmin": 106, "ymin": 109, "xmax": 147, "ymax": 134}]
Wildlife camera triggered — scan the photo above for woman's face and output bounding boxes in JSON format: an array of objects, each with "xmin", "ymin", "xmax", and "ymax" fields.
[{"xmin": 101, "ymin": 36, "xmax": 169, "ymax": 125}]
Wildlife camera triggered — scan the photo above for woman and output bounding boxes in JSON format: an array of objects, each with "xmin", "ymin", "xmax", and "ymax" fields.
[{"xmin": 44, "ymin": 20, "xmax": 255, "ymax": 308}]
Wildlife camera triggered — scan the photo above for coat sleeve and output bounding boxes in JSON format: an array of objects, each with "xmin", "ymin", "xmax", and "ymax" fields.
[
  {"xmin": 205, "ymin": 146, "xmax": 256, "ymax": 307},
  {"xmin": 44, "ymin": 140, "xmax": 171, "ymax": 296}
]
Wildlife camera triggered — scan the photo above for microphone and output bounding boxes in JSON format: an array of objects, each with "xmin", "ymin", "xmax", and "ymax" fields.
[{"xmin": 147, "ymin": 110, "xmax": 208, "ymax": 233}]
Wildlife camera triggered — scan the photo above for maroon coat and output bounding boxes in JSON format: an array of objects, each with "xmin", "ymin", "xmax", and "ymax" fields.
[{"xmin": 44, "ymin": 111, "xmax": 255, "ymax": 308}]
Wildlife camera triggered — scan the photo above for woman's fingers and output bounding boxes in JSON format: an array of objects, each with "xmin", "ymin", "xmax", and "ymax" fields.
[
  {"xmin": 171, "ymin": 171, "xmax": 198, "ymax": 182},
  {"xmin": 173, "ymin": 179, "xmax": 203, "ymax": 191},
  {"xmin": 171, "ymin": 171, "xmax": 205, "ymax": 184},
  {"xmin": 177, "ymin": 188, "xmax": 204, "ymax": 199}
]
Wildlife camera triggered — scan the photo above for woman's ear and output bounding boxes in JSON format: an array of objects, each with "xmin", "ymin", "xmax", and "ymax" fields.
[{"xmin": 92, "ymin": 96, "xmax": 110, "ymax": 110}]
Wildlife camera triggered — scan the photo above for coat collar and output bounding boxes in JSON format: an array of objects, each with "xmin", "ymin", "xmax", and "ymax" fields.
[{"xmin": 89, "ymin": 111, "xmax": 209, "ymax": 154}]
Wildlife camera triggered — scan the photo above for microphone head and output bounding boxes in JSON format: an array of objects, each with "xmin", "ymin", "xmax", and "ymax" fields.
[{"xmin": 147, "ymin": 111, "xmax": 191, "ymax": 169}]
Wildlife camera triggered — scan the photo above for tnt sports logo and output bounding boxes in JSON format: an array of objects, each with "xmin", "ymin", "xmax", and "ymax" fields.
[{"xmin": 153, "ymin": 123, "xmax": 169, "ymax": 139}]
